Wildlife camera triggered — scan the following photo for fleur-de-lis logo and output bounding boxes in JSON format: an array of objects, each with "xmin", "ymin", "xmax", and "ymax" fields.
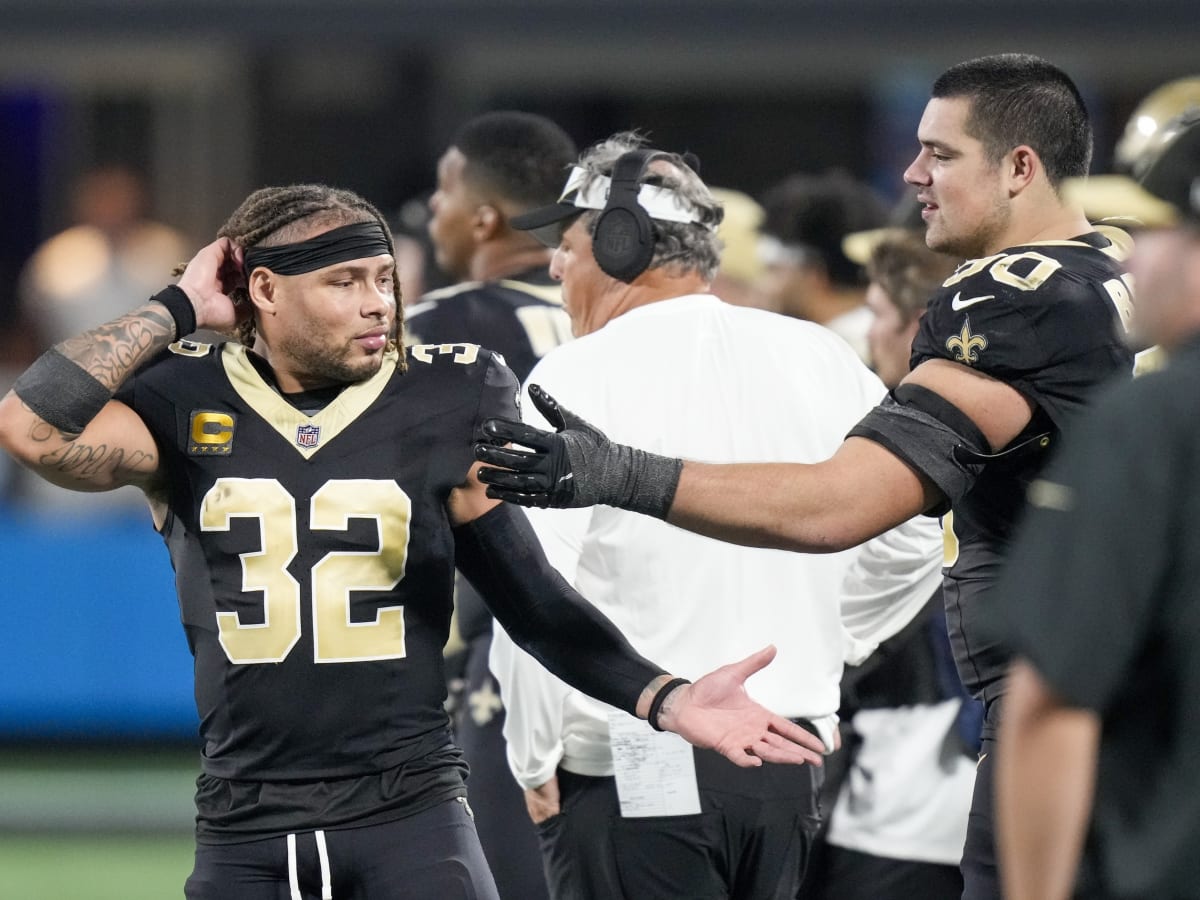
[
  {"xmin": 468, "ymin": 677, "xmax": 504, "ymax": 726},
  {"xmin": 946, "ymin": 317, "xmax": 988, "ymax": 364}
]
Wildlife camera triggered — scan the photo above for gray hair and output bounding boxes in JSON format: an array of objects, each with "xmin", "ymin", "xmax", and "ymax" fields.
[{"xmin": 575, "ymin": 132, "xmax": 723, "ymax": 282}]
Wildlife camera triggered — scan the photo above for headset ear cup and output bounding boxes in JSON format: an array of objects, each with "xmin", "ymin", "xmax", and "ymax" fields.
[{"xmin": 593, "ymin": 205, "xmax": 655, "ymax": 282}]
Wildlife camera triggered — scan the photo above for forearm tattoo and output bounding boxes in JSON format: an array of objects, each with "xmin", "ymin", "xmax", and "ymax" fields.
[
  {"xmin": 12, "ymin": 303, "xmax": 174, "ymax": 481},
  {"xmin": 57, "ymin": 303, "xmax": 176, "ymax": 391}
]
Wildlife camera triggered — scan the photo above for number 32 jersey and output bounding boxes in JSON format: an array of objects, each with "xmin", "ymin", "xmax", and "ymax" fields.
[
  {"xmin": 116, "ymin": 342, "xmax": 519, "ymax": 784},
  {"xmin": 907, "ymin": 231, "xmax": 1134, "ymax": 703}
]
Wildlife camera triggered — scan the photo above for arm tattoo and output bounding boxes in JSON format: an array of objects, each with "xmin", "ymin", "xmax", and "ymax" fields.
[
  {"xmin": 36, "ymin": 438, "xmax": 157, "ymax": 479},
  {"xmin": 57, "ymin": 304, "xmax": 176, "ymax": 392},
  {"xmin": 17, "ymin": 398, "xmax": 158, "ymax": 479}
]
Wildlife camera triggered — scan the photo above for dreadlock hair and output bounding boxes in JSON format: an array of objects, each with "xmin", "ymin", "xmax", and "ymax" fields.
[{"xmin": 216, "ymin": 184, "xmax": 406, "ymax": 370}]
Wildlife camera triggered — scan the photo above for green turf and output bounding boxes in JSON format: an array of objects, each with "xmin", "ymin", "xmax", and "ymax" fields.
[
  {"xmin": 0, "ymin": 746, "xmax": 197, "ymax": 831},
  {"xmin": 0, "ymin": 833, "xmax": 195, "ymax": 899},
  {"xmin": 0, "ymin": 747, "xmax": 197, "ymax": 897}
]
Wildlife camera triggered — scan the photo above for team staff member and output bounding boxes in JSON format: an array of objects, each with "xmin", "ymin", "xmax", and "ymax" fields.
[
  {"xmin": 997, "ymin": 112, "xmax": 1200, "ymax": 900},
  {"xmin": 0, "ymin": 183, "xmax": 823, "ymax": 900},
  {"xmin": 488, "ymin": 133, "xmax": 942, "ymax": 900},
  {"xmin": 476, "ymin": 53, "xmax": 1134, "ymax": 900},
  {"xmin": 407, "ymin": 109, "xmax": 577, "ymax": 900}
]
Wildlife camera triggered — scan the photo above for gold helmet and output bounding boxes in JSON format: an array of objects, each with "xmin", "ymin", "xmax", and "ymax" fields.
[
  {"xmin": 1060, "ymin": 77, "xmax": 1200, "ymax": 229},
  {"xmin": 1138, "ymin": 109, "xmax": 1200, "ymax": 224},
  {"xmin": 1116, "ymin": 76, "xmax": 1200, "ymax": 177}
]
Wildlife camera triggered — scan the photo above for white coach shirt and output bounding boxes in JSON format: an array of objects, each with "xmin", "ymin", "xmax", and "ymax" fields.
[{"xmin": 490, "ymin": 294, "xmax": 942, "ymax": 789}]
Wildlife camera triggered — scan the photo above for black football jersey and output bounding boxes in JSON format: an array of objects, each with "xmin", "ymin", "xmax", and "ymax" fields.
[
  {"xmin": 909, "ymin": 231, "xmax": 1134, "ymax": 703},
  {"xmin": 115, "ymin": 341, "xmax": 520, "ymax": 782},
  {"xmin": 404, "ymin": 270, "xmax": 571, "ymax": 383},
  {"xmin": 405, "ymin": 270, "xmax": 571, "ymax": 645}
]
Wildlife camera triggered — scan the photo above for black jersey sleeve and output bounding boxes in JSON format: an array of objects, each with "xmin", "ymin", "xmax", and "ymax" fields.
[
  {"xmin": 453, "ymin": 503, "xmax": 665, "ymax": 715},
  {"xmin": 911, "ymin": 243, "xmax": 1132, "ymax": 431}
]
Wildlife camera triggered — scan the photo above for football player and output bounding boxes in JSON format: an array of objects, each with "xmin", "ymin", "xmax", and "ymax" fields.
[
  {"xmin": 0, "ymin": 183, "xmax": 823, "ymax": 900},
  {"xmin": 406, "ymin": 109, "xmax": 578, "ymax": 900},
  {"xmin": 997, "ymin": 109, "xmax": 1200, "ymax": 900},
  {"xmin": 476, "ymin": 53, "xmax": 1134, "ymax": 900}
]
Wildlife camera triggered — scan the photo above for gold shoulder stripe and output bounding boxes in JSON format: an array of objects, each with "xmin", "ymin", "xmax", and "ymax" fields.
[
  {"xmin": 497, "ymin": 279, "xmax": 564, "ymax": 306},
  {"xmin": 414, "ymin": 281, "xmax": 484, "ymax": 304},
  {"xmin": 1023, "ymin": 226, "xmax": 1132, "ymax": 261}
]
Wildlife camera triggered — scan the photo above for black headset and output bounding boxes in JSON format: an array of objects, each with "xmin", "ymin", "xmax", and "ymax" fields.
[{"xmin": 591, "ymin": 149, "xmax": 668, "ymax": 283}]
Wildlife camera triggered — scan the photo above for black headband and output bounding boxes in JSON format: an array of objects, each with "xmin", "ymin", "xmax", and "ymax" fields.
[{"xmin": 243, "ymin": 220, "xmax": 392, "ymax": 277}]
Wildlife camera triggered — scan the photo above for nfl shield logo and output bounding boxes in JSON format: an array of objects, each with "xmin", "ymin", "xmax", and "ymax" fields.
[{"xmin": 296, "ymin": 424, "xmax": 321, "ymax": 449}]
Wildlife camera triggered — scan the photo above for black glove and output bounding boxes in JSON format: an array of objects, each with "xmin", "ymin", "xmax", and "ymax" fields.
[{"xmin": 475, "ymin": 383, "xmax": 683, "ymax": 518}]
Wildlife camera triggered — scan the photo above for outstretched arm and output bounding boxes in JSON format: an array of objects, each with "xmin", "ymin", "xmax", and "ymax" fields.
[
  {"xmin": 665, "ymin": 438, "xmax": 934, "ymax": 552},
  {"xmin": 997, "ymin": 659, "xmax": 1099, "ymax": 900},
  {"xmin": 447, "ymin": 470, "xmax": 825, "ymax": 768},
  {"xmin": 476, "ymin": 359, "xmax": 1034, "ymax": 552}
]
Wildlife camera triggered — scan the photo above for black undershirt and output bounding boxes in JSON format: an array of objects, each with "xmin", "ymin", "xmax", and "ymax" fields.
[{"xmin": 245, "ymin": 350, "xmax": 341, "ymax": 415}]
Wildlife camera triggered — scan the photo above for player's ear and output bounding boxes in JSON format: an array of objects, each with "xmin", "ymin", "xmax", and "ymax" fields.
[
  {"xmin": 1007, "ymin": 145, "xmax": 1040, "ymax": 195},
  {"xmin": 246, "ymin": 268, "xmax": 278, "ymax": 316},
  {"xmin": 474, "ymin": 204, "xmax": 502, "ymax": 241}
]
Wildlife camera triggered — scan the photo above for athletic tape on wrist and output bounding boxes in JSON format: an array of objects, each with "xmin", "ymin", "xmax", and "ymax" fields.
[
  {"xmin": 152, "ymin": 284, "xmax": 197, "ymax": 339},
  {"xmin": 12, "ymin": 349, "xmax": 113, "ymax": 435},
  {"xmin": 625, "ymin": 449, "xmax": 684, "ymax": 519},
  {"xmin": 647, "ymin": 677, "xmax": 691, "ymax": 732}
]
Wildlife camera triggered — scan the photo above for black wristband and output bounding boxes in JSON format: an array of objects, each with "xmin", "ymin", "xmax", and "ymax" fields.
[
  {"xmin": 151, "ymin": 285, "xmax": 197, "ymax": 339},
  {"xmin": 625, "ymin": 448, "xmax": 684, "ymax": 519},
  {"xmin": 647, "ymin": 677, "xmax": 691, "ymax": 732}
]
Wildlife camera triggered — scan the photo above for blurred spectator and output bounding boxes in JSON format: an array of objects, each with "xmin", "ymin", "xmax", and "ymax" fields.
[
  {"xmin": 391, "ymin": 192, "xmax": 451, "ymax": 307},
  {"xmin": 13, "ymin": 163, "xmax": 190, "ymax": 515},
  {"xmin": 756, "ymin": 171, "xmax": 889, "ymax": 361},
  {"xmin": 860, "ymin": 220, "xmax": 955, "ymax": 386},
  {"xmin": 1058, "ymin": 76, "xmax": 1200, "ymax": 380},
  {"xmin": 708, "ymin": 187, "xmax": 768, "ymax": 309},
  {"xmin": 20, "ymin": 164, "xmax": 191, "ymax": 347}
]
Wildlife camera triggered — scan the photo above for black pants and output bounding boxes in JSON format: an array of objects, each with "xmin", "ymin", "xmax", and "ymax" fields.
[
  {"xmin": 456, "ymin": 632, "xmax": 550, "ymax": 900},
  {"xmin": 185, "ymin": 797, "xmax": 499, "ymax": 900},
  {"xmin": 960, "ymin": 728, "xmax": 999, "ymax": 899},
  {"xmin": 801, "ymin": 843, "xmax": 963, "ymax": 900},
  {"xmin": 538, "ymin": 748, "xmax": 822, "ymax": 900}
]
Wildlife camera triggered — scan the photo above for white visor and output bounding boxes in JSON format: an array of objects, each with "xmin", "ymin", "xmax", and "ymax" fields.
[{"xmin": 559, "ymin": 166, "xmax": 711, "ymax": 226}]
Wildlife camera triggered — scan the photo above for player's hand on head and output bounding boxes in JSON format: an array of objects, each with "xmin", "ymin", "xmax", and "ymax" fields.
[
  {"xmin": 657, "ymin": 646, "xmax": 827, "ymax": 768},
  {"xmin": 176, "ymin": 237, "xmax": 249, "ymax": 334}
]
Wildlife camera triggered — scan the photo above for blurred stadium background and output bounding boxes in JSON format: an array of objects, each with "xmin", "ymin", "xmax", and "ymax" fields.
[{"xmin": 0, "ymin": 1, "xmax": 1196, "ymax": 895}]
